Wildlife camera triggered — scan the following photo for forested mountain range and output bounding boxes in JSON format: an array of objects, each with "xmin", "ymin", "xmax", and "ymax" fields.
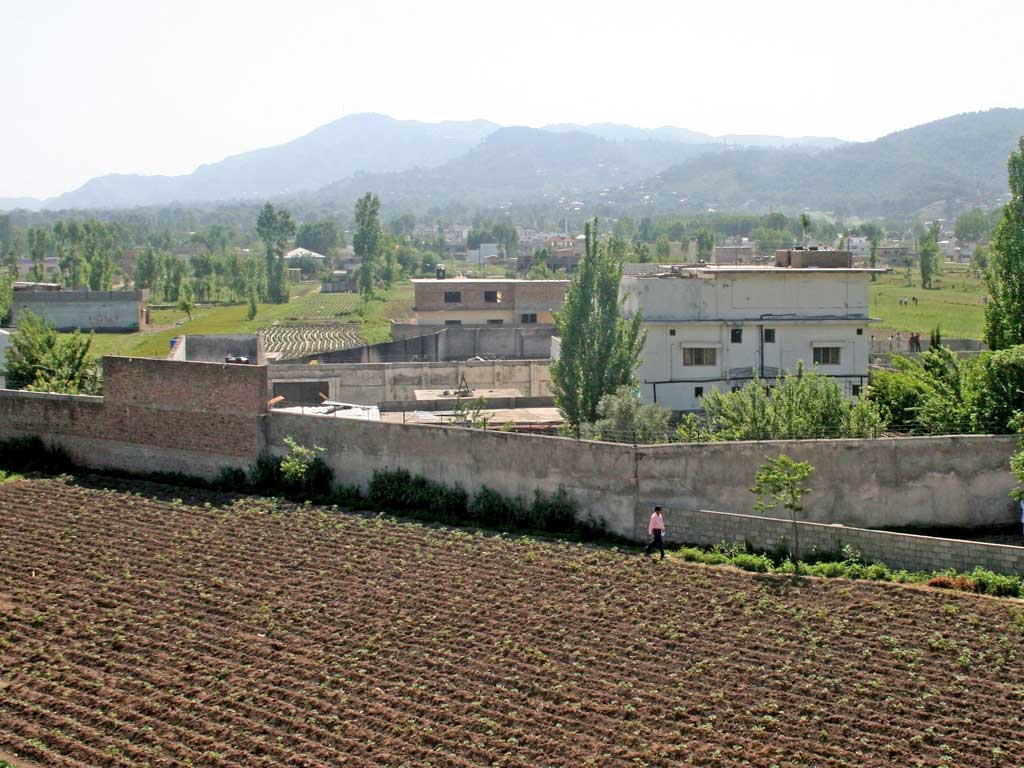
[
  {"xmin": 543, "ymin": 122, "xmax": 846, "ymax": 149},
  {"xmin": 3, "ymin": 108, "xmax": 1023, "ymax": 218},
  {"xmin": 594, "ymin": 108, "xmax": 1024, "ymax": 218},
  {"xmin": 13, "ymin": 115, "xmax": 499, "ymax": 210}
]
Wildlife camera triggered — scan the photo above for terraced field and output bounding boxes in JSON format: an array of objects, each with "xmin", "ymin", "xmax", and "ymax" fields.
[
  {"xmin": 2, "ymin": 476, "xmax": 1024, "ymax": 767},
  {"xmin": 258, "ymin": 322, "xmax": 364, "ymax": 359},
  {"xmin": 286, "ymin": 290, "xmax": 362, "ymax": 319}
]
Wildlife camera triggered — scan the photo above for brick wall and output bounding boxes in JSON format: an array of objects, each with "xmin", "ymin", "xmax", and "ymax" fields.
[
  {"xmin": 672, "ymin": 507, "xmax": 1024, "ymax": 576},
  {"xmin": 0, "ymin": 357, "xmax": 268, "ymax": 477}
]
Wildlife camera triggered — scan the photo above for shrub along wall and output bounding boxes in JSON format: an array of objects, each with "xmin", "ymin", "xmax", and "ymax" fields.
[{"xmin": 674, "ymin": 507, "xmax": 1024, "ymax": 576}]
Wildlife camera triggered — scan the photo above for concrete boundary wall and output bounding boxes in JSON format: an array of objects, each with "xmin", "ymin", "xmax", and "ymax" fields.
[
  {"xmin": 637, "ymin": 435, "xmax": 1019, "ymax": 531},
  {"xmin": 675, "ymin": 507, "xmax": 1024, "ymax": 576},
  {"xmin": 265, "ymin": 412, "xmax": 640, "ymax": 538},
  {"xmin": 264, "ymin": 414, "xmax": 1019, "ymax": 541}
]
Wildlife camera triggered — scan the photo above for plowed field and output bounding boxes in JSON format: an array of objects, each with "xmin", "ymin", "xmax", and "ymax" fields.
[{"xmin": 2, "ymin": 476, "xmax": 1024, "ymax": 767}]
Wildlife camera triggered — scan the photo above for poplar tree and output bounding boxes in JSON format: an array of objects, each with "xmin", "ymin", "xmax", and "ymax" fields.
[
  {"xmin": 354, "ymin": 193, "xmax": 382, "ymax": 298},
  {"xmin": 256, "ymin": 202, "xmax": 295, "ymax": 304},
  {"xmin": 551, "ymin": 218, "xmax": 646, "ymax": 435},
  {"xmin": 28, "ymin": 228, "xmax": 49, "ymax": 283},
  {"xmin": 984, "ymin": 136, "xmax": 1024, "ymax": 350},
  {"xmin": 918, "ymin": 221, "xmax": 939, "ymax": 289}
]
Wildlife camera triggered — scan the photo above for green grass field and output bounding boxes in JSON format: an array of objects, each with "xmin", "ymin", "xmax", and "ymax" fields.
[
  {"xmin": 82, "ymin": 282, "xmax": 414, "ymax": 359},
  {"xmin": 869, "ymin": 263, "xmax": 987, "ymax": 340}
]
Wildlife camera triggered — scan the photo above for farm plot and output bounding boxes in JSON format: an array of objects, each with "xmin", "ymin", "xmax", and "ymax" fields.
[
  {"xmin": 2, "ymin": 476, "xmax": 1024, "ymax": 767},
  {"xmin": 258, "ymin": 322, "xmax": 364, "ymax": 359},
  {"xmin": 288, "ymin": 290, "xmax": 362, "ymax": 319}
]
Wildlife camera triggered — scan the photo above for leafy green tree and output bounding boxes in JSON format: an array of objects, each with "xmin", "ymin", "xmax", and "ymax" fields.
[
  {"xmin": 955, "ymin": 208, "xmax": 996, "ymax": 242},
  {"xmin": 984, "ymin": 136, "xmax": 1024, "ymax": 350},
  {"xmin": 918, "ymin": 221, "xmax": 939, "ymax": 289},
  {"xmin": 655, "ymin": 235, "xmax": 671, "ymax": 261},
  {"xmin": 799, "ymin": 213, "xmax": 812, "ymax": 245},
  {"xmin": 971, "ymin": 244, "xmax": 990, "ymax": 278},
  {"xmin": 246, "ymin": 291, "xmax": 258, "ymax": 321},
  {"xmin": 256, "ymin": 202, "xmax": 296, "ymax": 304},
  {"xmin": 0, "ymin": 271, "xmax": 12, "ymax": 325},
  {"xmin": 551, "ymin": 218, "xmax": 646, "ymax": 434},
  {"xmin": 696, "ymin": 228, "xmax": 715, "ymax": 261},
  {"xmin": 751, "ymin": 455, "xmax": 814, "ymax": 570},
  {"xmin": 700, "ymin": 365, "xmax": 886, "ymax": 440},
  {"xmin": 580, "ymin": 386, "xmax": 672, "ymax": 443},
  {"xmin": 54, "ymin": 220, "xmax": 89, "ymax": 288},
  {"xmin": 632, "ymin": 241, "xmax": 651, "ymax": 263},
  {"xmin": 296, "ymin": 220, "xmax": 340, "ymax": 256},
  {"xmin": 751, "ymin": 226, "xmax": 793, "ymax": 252},
  {"xmin": 5, "ymin": 310, "xmax": 100, "ymax": 394},
  {"xmin": 354, "ymin": 193, "xmax": 383, "ymax": 298},
  {"xmin": 134, "ymin": 246, "xmax": 157, "ymax": 289},
  {"xmin": 28, "ymin": 228, "xmax": 49, "ymax": 283},
  {"xmin": 868, "ymin": 343, "xmax": 1024, "ymax": 435}
]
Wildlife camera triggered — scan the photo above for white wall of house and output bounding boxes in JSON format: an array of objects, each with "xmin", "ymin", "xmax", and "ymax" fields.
[{"xmin": 621, "ymin": 267, "xmax": 875, "ymax": 411}]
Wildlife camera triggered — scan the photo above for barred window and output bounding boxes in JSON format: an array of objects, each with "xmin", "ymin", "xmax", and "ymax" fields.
[
  {"xmin": 813, "ymin": 346, "xmax": 841, "ymax": 365},
  {"xmin": 682, "ymin": 347, "xmax": 717, "ymax": 366}
]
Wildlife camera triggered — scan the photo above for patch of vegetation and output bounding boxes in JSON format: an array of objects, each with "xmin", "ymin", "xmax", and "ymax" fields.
[
  {"xmin": 869, "ymin": 265, "xmax": 987, "ymax": 339},
  {"xmin": 869, "ymin": 343, "xmax": 1024, "ymax": 434},
  {"xmin": 78, "ymin": 282, "xmax": 414, "ymax": 358},
  {"xmin": 0, "ymin": 437, "xmax": 74, "ymax": 474},
  {"xmin": 367, "ymin": 468, "xmax": 610, "ymax": 539},
  {"xmin": 673, "ymin": 541, "xmax": 1022, "ymax": 597}
]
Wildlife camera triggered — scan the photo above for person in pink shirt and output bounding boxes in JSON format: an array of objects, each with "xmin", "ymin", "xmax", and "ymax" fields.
[{"xmin": 644, "ymin": 505, "xmax": 666, "ymax": 560}]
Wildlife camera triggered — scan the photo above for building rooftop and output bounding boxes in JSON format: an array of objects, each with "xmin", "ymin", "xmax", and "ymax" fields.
[
  {"xmin": 410, "ymin": 278, "xmax": 569, "ymax": 284},
  {"xmin": 629, "ymin": 265, "xmax": 888, "ymax": 277}
]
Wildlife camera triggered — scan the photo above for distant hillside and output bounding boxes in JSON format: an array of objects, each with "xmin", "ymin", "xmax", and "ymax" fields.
[
  {"xmin": 307, "ymin": 127, "xmax": 720, "ymax": 210},
  {"xmin": 594, "ymin": 109, "xmax": 1024, "ymax": 216},
  {"xmin": 6, "ymin": 108, "xmax": 1022, "ymax": 218},
  {"xmin": 543, "ymin": 122, "xmax": 847, "ymax": 150},
  {"xmin": 39, "ymin": 114, "xmax": 500, "ymax": 209}
]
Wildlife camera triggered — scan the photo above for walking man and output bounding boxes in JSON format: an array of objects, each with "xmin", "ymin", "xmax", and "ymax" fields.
[{"xmin": 644, "ymin": 505, "xmax": 666, "ymax": 560}]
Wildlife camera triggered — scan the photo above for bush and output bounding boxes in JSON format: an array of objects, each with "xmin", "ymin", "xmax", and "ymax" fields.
[
  {"xmin": 468, "ymin": 486, "xmax": 527, "ymax": 528},
  {"xmin": 236, "ymin": 437, "xmax": 335, "ymax": 501},
  {"xmin": 368, "ymin": 469, "xmax": 468, "ymax": 523},
  {"xmin": 927, "ymin": 574, "xmax": 976, "ymax": 593},
  {"xmin": 730, "ymin": 552, "xmax": 773, "ymax": 573},
  {"xmin": 968, "ymin": 567, "xmax": 1021, "ymax": 597}
]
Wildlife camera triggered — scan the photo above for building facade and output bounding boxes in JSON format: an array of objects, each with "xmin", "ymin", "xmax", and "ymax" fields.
[
  {"xmin": 410, "ymin": 278, "xmax": 568, "ymax": 327},
  {"xmin": 620, "ymin": 261, "xmax": 881, "ymax": 412}
]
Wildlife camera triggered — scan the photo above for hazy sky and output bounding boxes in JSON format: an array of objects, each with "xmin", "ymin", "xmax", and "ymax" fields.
[{"xmin": 3, "ymin": 0, "xmax": 1023, "ymax": 199}]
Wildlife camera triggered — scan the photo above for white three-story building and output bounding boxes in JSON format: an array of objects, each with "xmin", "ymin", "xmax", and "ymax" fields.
[{"xmin": 620, "ymin": 250, "xmax": 885, "ymax": 412}]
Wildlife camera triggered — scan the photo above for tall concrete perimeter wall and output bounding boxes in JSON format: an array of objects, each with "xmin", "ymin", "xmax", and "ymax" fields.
[
  {"xmin": 12, "ymin": 290, "xmax": 145, "ymax": 332},
  {"xmin": 263, "ymin": 414, "xmax": 1020, "ymax": 542},
  {"xmin": 638, "ymin": 435, "xmax": 1020, "ymax": 531},
  {"xmin": 0, "ymin": 357, "xmax": 267, "ymax": 478},
  {"xmin": 268, "ymin": 359, "xmax": 552, "ymax": 404},
  {"xmin": 266, "ymin": 412, "xmax": 640, "ymax": 537}
]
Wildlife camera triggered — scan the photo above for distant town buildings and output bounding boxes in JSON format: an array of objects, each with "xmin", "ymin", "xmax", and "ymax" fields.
[
  {"xmin": 285, "ymin": 247, "xmax": 327, "ymax": 260},
  {"xmin": 620, "ymin": 249, "xmax": 881, "ymax": 411}
]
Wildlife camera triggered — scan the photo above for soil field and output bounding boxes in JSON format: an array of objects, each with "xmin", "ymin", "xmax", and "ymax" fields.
[
  {"xmin": 258, "ymin": 322, "xmax": 364, "ymax": 359},
  {"xmin": 2, "ymin": 477, "xmax": 1024, "ymax": 767}
]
